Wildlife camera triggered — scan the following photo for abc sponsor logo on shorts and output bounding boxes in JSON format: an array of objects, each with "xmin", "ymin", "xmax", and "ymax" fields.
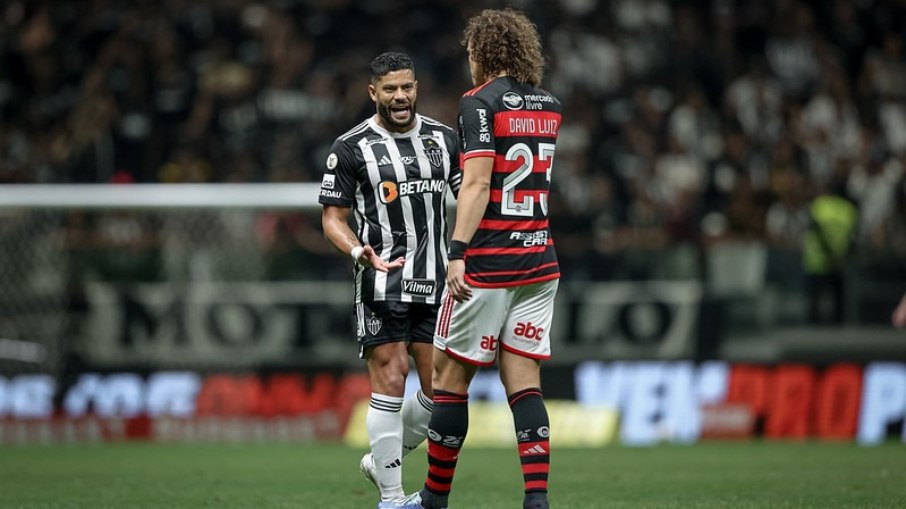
[
  {"xmin": 513, "ymin": 322, "xmax": 543, "ymax": 341},
  {"xmin": 480, "ymin": 335, "xmax": 498, "ymax": 351}
]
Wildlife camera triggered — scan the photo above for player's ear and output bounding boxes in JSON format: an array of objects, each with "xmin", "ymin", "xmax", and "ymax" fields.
[{"xmin": 368, "ymin": 83, "xmax": 377, "ymax": 102}]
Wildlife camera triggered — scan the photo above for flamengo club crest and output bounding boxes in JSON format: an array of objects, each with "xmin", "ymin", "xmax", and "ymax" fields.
[{"xmin": 366, "ymin": 314, "xmax": 383, "ymax": 336}]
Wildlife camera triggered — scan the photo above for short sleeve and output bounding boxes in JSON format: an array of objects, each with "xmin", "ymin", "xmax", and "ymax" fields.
[
  {"xmin": 458, "ymin": 95, "xmax": 496, "ymax": 162},
  {"xmin": 445, "ymin": 128, "xmax": 463, "ymax": 198},
  {"xmin": 318, "ymin": 139, "xmax": 358, "ymax": 207}
]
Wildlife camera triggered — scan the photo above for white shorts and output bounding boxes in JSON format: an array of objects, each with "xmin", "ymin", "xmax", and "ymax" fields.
[{"xmin": 434, "ymin": 278, "xmax": 559, "ymax": 366}]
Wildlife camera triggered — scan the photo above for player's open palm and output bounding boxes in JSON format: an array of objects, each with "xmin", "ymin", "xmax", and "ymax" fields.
[{"xmin": 359, "ymin": 244, "xmax": 405, "ymax": 272}]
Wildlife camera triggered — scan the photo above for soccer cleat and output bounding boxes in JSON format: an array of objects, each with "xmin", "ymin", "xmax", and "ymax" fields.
[
  {"xmin": 394, "ymin": 491, "xmax": 449, "ymax": 509},
  {"xmin": 376, "ymin": 501, "xmax": 419, "ymax": 509},
  {"xmin": 523, "ymin": 492, "xmax": 549, "ymax": 509},
  {"xmin": 394, "ymin": 492, "xmax": 426, "ymax": 509},
  {"xmin": 376, "ymin": 492, "xmax": 436, "ymax": 509},
  {"xmin": 360, "ymin": 452, "xmax": 378, "ymax": 491}
]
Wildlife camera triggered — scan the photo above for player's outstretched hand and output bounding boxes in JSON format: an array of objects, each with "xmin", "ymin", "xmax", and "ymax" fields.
[
  {"xmin": 893, "ymin": 293, "xmax": 906, "ymax": 329},
  {"xmin": 446, "ymin": 259, "xmax": 473, "ymax": 302},
  {"xmin": 358, "ymin": 244, "xmax": 405, "ymax": 272}
]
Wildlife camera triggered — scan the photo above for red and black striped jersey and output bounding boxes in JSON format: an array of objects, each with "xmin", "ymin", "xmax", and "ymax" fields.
[{"xmin": 458, "ymin": 76, "xmax": 562, "ymax": 288}]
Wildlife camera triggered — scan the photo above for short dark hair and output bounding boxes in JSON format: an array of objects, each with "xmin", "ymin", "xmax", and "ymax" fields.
[{"xmin": 369, "ymin": 52, "xmax": 414, "ymax": 83}]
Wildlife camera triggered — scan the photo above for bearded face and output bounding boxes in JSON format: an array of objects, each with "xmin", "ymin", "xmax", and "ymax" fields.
[{"xmin": 369, "ymin": 69, "xmax": 417, "ymax": 132}]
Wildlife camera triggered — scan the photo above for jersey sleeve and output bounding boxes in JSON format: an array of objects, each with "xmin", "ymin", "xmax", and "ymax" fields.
[
  {"xmin": 445, "ymin": 128, "xmax": 463, "ymax": 198},
  {"xmin": 458, "ymin": 95, "xmax": 496, "ymax": 162},
  {"xmin": 318, "ymin": 138, "xmax": 357, "ymax": 207}
]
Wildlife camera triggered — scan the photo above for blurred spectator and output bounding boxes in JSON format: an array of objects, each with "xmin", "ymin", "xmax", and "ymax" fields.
[
  {"xmin": 0, "ymin": 0, "xmax": 903, "ymax": 300},
  {"xmin": 846, "ymin": 135, "xmax": 904, "ymax": 245},
  {"xmin": 765, "ymin": 171, "xmax": 809, "ymax": 250},
  {"xmin": 723, "ymin": 57, "xmax": 784, "ymax": 149},
  {"xmin": 802, "ymin": 181, "xmax": 858, "ymax": 324},
  {"xmin": 765, "ymin": 2, "xmax": 820, "ymax": 100}
]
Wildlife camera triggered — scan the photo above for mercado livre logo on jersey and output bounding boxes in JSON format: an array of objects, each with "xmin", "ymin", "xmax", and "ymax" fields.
[
  {"xmin": 379, "ymin": 178, "xmax": 446, "ymax": 204},
  {"xmin": 503, "ymin": 92, "xmax": 524, "ymax": 110}
]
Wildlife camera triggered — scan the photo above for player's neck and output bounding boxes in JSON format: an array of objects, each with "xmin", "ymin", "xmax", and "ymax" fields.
[
  {"xmin": 484, "ymin": 71, "xmax": 508, "ymax": 84},
  {"xmin": 372, "ymin": 114, "xmax": 418, "ymax": 135}
]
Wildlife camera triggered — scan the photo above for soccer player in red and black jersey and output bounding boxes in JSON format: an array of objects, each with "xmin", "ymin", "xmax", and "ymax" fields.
[{"xmin": 403, "ymin": 8, "xmax": 560, "ymax": 509}]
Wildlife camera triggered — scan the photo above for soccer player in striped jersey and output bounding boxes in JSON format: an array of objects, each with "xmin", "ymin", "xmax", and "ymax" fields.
[
  {"xmin": 319, "ymin": 52, "xmax": 461, "ymax": 509},
  {"xmin": 404, "ymin": 8, "xmax": 560, "ymax": 509}
]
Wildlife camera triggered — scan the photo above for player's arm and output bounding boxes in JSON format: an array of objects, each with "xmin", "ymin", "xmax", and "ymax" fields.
[
  {"xmin": 318, "ymin": 140, "xmax": 403, "ymax": 272},
  {"xmin": 321, "ymin": 205, "xmax": 404, "ymax": 272},
  {"xmin": 446, "ymin": 156, "xmax": 492, "ymax": 301},
  {"xmin": 446, "ymin": 95, "xmax": 495, "ymax": 302},
  {"xmin": 450, "ymin": 157, "xmax": 492, "ymax": 246}
]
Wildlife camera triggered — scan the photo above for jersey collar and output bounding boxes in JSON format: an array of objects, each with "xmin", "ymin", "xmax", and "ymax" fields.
[{"xmin": 369, "ymin": 114, "xmax": 422, "ymax": 138}]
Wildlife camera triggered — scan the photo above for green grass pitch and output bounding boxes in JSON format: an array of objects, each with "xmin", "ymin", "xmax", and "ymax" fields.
[{"xmin": 1, "ymin": 442, "xmax": 904, "ymax": 508}]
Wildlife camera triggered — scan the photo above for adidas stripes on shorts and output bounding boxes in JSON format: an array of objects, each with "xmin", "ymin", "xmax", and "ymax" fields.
[{"xmin": 434, "ymin": 279, "xmax": 558, "ymax": 366}]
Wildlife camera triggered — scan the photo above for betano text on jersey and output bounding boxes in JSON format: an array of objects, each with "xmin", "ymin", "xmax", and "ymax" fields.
[{"xmin": 319, "ymin": 114, "xmax": 462, "ymax": 304}]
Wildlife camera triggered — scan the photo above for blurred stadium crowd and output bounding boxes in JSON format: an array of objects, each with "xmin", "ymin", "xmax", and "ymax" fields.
[{"xmin": 1, "ymin": 0, "xmax": 905, "ymax": 323}]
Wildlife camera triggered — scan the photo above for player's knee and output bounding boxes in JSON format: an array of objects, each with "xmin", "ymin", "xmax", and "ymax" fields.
[
  {"xmin": 378, "ymin": 370, "xmax": 407, "ymax": 395},
  {"xmin": 375, "ymin": 360, "xmax": 410, "ymax": 394},
  {"xmin": 367, "ymin": 344, "xmax": 411, "ymax": 394},
  {"xmin": 432, "ymin": 357, "xmax": 474, "ymax": 394},
  {"xmin": 500, "ymin": 367, "xmax": 541, "ymax": 394}
]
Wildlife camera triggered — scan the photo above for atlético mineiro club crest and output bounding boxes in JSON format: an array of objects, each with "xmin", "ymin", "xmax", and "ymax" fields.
[
  {"xmin": 423, "ymin": 138, "xmax": 444, "ymax": 168},
  {"xmin": 366, "ymin": 314, "xmax": 383, "ymax": 336},
  {"xmin": 425, "ymin": 147, "xmax": 444, "ymax": 168}
]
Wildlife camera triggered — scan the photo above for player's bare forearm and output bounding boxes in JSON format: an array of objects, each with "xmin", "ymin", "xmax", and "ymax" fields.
[
  {"xmin": 322, "ymin": 205, "xmax": 404, "ymax": 272},
  {"xmin": 446, "ymin": 157, "xmax": 491, "ymax": 302},
  {"xmin": 451, "ymin": 157, "xmax": 493, "ymax": 244},
  {"xmin": 321, "ymin": 205, "xmax": 360, "ymax": 255}
]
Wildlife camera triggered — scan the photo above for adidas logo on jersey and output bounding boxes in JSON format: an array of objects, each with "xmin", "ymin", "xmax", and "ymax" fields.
[
  {"xmin": 378, "ymin": 155, "xmax": 393, "ymax": 166},
  {"xmin": 522, "ymin": 444, "xmax": 547, "ymax": 455}
]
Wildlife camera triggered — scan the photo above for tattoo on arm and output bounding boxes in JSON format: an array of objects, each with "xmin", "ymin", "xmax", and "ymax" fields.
[{"xmin": 344, "ymin": 231, "xmax": 360, "ymax": 250}]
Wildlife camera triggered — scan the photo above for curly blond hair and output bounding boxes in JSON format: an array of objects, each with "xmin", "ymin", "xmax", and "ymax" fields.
[{"xmin": 462, "ymin": 8, "xmax": 544, "ymax": 87}]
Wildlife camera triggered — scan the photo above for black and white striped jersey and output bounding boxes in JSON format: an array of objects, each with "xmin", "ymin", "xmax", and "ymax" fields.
[{"xmin": 319, "ymin": 114, "xmax": 461, "ymax": 304}]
